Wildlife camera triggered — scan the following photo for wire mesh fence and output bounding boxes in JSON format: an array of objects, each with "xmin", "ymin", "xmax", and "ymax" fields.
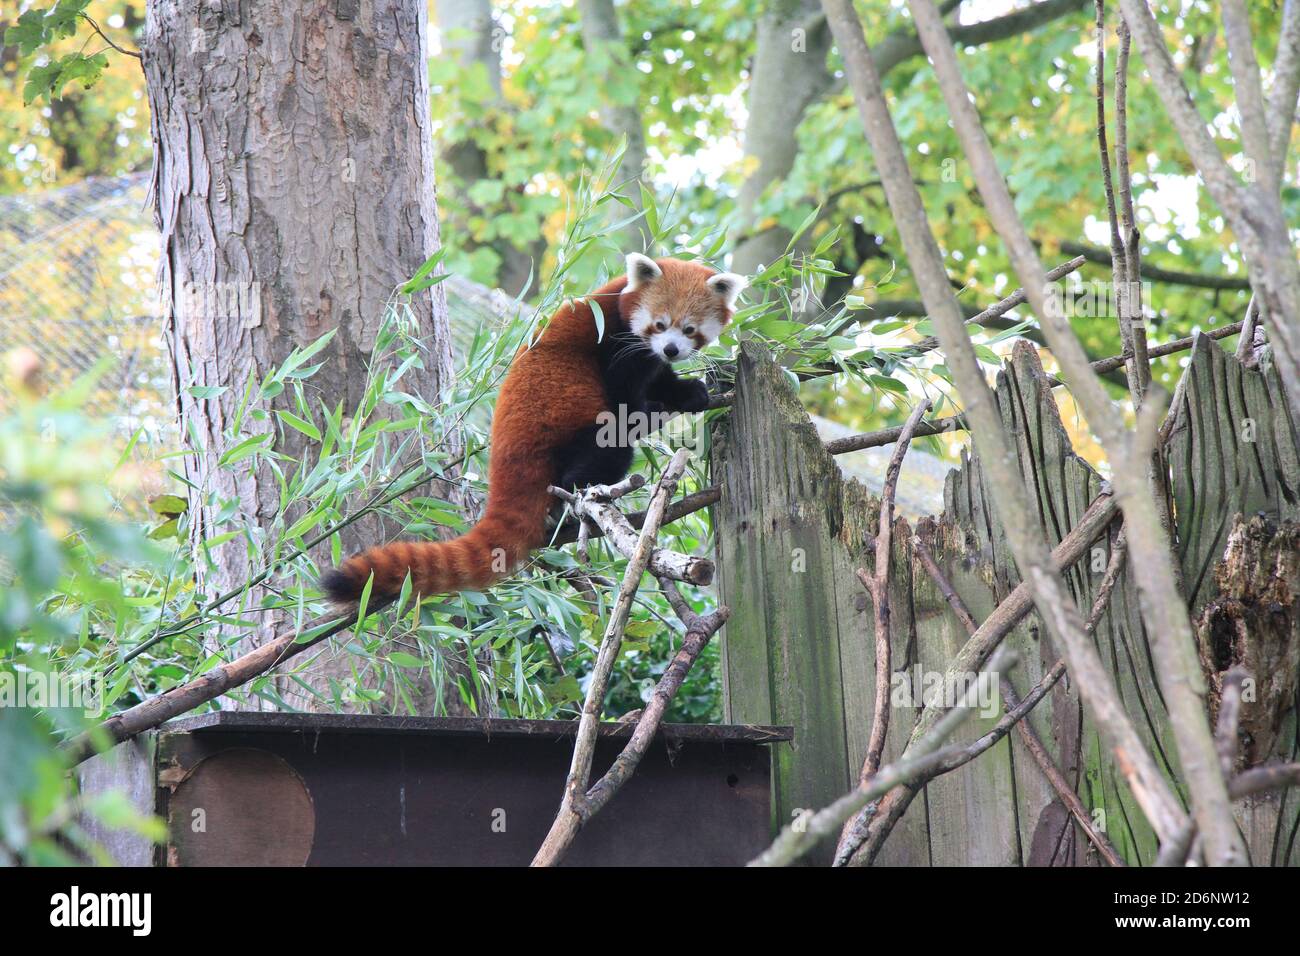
[{"xmin": 0, "ymin": 172, "xmax": 172, "ymax": 431}]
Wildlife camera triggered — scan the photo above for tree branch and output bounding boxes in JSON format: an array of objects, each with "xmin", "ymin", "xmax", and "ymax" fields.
[
  {"xmin": 903, "ymin": 0, "xmax": 1239, "ymax": 863},
  {"xmin": 1222, "ymin": 0, "xmax": 1278, "ymax": 194},
  {"xmin": 581, "ymin": 579, "xmax": 728, "ymax": 820},
  {"xmin": 1094, "ymin": 0, "xmax": 1150, "ymax": 405},
  {"xmin": 81, "ymin": 13, "xmax": 143, "ymax": 60},
  {"xmin": 533, "ymin": 449, "xmax": 692, "ymax": 866},
  {"xmin": 1266, "ymin": 0, "xmax": 1300, "ymax": 186},
  {"xmin": 549, "ymin": 477, "xmax": 714, "ymax": 585},
  {"xmin": 1057, "ymin": 240, "xmax": 1251, "ymax": 290},
  {"xmin": 62, "ymin": 603, "xmax": 388, "ymax": 767},
  {"xmin": 750, "ymin": 648, "xmax": 1019, "ymax": 867},
  {"xmin": 834, "ymin": 399, "xmax": 930, "ymax": 859},
  {"xmin": 870, "ymin": 0, "xmax": 1091, "ymax": 78}
]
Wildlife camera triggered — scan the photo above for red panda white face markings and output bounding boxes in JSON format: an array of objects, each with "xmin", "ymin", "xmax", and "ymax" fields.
[{"xmin": 621, "ymin": 253, "xmax": 747, "ymax": 362}]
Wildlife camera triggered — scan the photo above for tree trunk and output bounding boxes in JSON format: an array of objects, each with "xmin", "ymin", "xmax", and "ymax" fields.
[
  {"xmin": 435, "ymin": 0, "xmax": 542, "ymax": 297},
  {"xmin": 143, "ymin": 0, "xmax": 454, "ymax": 710},
  {"xmin": 730, "ymin": 0, "xmax": 834, "ymax": 278},
  {"xmin": 577, "ymin": 0, "xmax": 647, "ymax": 249}
]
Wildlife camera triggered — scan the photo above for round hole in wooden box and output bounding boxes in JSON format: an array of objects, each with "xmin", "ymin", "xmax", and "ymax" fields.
[{"xmin": 167, "ymin": 748, "xmax": 316, "ymax": 866}]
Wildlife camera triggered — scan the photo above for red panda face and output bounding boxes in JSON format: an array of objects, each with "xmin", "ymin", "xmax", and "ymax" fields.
[{"xmin": 621, "ymin": 253, "xmax": 747, "ymax": 363}]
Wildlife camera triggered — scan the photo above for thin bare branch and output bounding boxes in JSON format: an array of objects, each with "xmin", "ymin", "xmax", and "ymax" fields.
[
  {"xmin": 834, "ymin": 399, "xmax": 930, "ymax": 858},
  {"xmin": 750, "ymin": 648, "xmax": 1019, "ymax": 867},
  {"xmin": 1230, "ymin": 762, "xmax": 1300, "ymax": 800},
  {"xmin": 581, "ymin": 581, "xmax": 729, "ymax": 819},
  {"xmin": 902, "ymin": 255, "xmax": 1088, "ymax": 355},
  {"xmin": 1094, "ymin": 0, "xmax": 1149, "ymax": 404},
  {"xmin": 533, "ymin": 449, "xmax": 691, "ymax": 866},
  {"xmin": 81, "ymin": 13, "xmax": 143, "ymax": 60},
  {"xmin": 1215, "ymin": 666, "xmax": 1249, "ymax": 777},
  {"xmin": 904, "ymin": 0, "xmax": 1240, "ymax": 864}
]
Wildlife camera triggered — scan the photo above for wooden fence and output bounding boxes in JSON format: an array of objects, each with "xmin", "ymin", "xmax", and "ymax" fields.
[{"xmin": 712, "ymin": 336, "xmax": 1299, "ymax": 865}]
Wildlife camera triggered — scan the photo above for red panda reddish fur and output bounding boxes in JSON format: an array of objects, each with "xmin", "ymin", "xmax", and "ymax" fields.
[{"xmin": 321, "ymin": 257, "xmax": 738, "ymax": 605}]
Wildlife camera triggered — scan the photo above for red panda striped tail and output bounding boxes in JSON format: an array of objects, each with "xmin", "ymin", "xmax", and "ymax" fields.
[{"xmin": 321, "ymin": 479, "xmax": 553, "ymax": 606}]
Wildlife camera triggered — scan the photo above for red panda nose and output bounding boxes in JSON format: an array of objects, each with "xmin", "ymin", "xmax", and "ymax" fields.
[{"xmin": 663, "ymin": 343, "xmax": 679, "ymax": 359}]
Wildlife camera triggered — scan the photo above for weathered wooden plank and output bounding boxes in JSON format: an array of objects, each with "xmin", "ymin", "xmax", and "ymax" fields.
[
  {"xmin": 714, "ymin": 342, "xmax": 858, "ymax": 864},
  {"xmin": 76, "ymin": 735, "xmax": 157, "ymax": 866},
  {"xmin": 832, "ymin": 508, "xmax": 930, "ymax": 866},
  {"xmin": 908, "ymin": 529, "xmax": 1023, "ymax": 866},
  {"xmin": 718, "ymin": 334, "xmax": 1298, "ymax": 866},
  {"xmin": 1170, "ymin": 334, "xmax": 1300, "ymax": 616}
]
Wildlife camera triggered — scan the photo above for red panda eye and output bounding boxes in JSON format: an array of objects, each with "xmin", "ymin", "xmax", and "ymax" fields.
[
  {"xmin": 654, "ymin": 321, "xmax": 667, "ymax": 332},
  {"xmin": 683, "ymin": 326, "xmax": 696, "ymax": 336}
]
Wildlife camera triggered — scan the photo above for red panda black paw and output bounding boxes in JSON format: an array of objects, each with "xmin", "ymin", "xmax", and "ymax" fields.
[{"xmin": 673, "ymin": 379, "xmax": 711, "ymax": 413}]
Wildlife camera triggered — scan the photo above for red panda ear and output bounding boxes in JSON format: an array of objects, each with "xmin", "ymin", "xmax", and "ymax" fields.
[
  {"xmin": 625, "ymin": 253, "xmax": 662, "ymax": 291},
  {"xmin": 707, "ymin": 272, "xmax": 748, "ymax": 309}
]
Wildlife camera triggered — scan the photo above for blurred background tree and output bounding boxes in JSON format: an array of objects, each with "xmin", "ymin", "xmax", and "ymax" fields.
[{"xmin": 5, "ymin": 2, "xmax": 1279, "ymax": 430}]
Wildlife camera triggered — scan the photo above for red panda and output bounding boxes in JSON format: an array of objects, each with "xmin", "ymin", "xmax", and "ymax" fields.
[{"xmin": 321, "ymin": 254, "xmax": 746, "ymax": 605}]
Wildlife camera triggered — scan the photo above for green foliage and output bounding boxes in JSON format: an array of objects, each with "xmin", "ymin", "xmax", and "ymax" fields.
[
  {"xmin": 0, "ymin": 362, "xmax": 167, "ymax": 863},
  {"xmin": 1, "ymin": 0, "xmax": 149, "ymax": 190},
  {"xmin": 6, "ymin": 1, "xmax": 107, "ymax": 104},
  {"xmin": 0, "ymin": 165, "xmax": 772, "ymax": 860},
  {"xmin": 429, "ymin": 1, "xmax": 754, "ymax": 290}
]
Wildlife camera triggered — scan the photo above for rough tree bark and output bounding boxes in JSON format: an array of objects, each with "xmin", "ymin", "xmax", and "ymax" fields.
[{"xmin": 143, "ymin": 0, "xmax": 455, "ymax": 710}]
